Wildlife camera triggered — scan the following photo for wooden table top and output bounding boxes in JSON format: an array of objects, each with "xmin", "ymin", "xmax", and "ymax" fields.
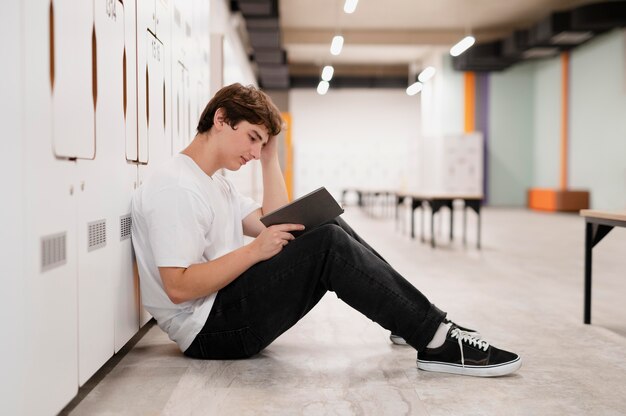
[{"xmin": 580, "ymin": 210, "xmax": 626, "ymax": 223}]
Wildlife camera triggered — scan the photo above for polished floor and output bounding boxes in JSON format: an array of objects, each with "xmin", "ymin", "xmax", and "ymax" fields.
[{"xmin": 66, "ymin": 207, "xmax": 626, "ymax": 415}]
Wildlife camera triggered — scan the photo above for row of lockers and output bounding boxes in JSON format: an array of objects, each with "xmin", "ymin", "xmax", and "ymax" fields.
[{"xmin": 2, "ymin": 0, "xmax": 228, "ymax": 414}]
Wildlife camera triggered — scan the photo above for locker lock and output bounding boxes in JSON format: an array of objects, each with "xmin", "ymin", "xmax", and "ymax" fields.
[
  {"xmin": 80, "ymin": 181, "xmax": 85, "ymax": 191},
  {"xmin": 69, "ymin": 185, "xmax": 74, "ymax": 196}
]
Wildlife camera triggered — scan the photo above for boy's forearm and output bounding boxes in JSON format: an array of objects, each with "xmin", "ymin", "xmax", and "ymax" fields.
[
  {"xmin": 172, "ymin": 244, "xmax": 260, "ymax": 303},
  {"xmin": 261, "ymin": 157, "xmax": 289, "ymax": 214}
]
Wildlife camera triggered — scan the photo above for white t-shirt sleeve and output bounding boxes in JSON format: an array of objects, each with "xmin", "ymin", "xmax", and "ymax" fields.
[{"xmin": 145, "ymin": 186, "xmax": 213, "ymax": 268}]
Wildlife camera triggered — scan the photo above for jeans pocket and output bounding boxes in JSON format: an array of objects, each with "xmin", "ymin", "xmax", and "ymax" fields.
[{"xmin": 190, "ymin": 327, "xmax": 263, "ymax": 360}]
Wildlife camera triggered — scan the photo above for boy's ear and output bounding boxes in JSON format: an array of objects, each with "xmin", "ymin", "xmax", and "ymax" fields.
[{"xmin": 213, "ymin": 108, "xmax": 225, "ymax": 131}]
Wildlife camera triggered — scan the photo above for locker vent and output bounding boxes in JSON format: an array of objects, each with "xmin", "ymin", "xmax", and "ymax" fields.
[
  {"xmin": 120, "ymin": 214, "xmax": 132, "ymax": 241},
  {"xmin": 41, "ymin": 232, "xmax": 67, "ymax": 272},
  {"xmin": 88, "ymin": 219, "xmax": 107, "ymax": 251}
]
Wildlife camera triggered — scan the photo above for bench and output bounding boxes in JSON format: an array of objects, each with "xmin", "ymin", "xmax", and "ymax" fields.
[
  {"xmin": 580, "ymin": 209, "xmax": 626, "ymax": 324},
  {"xmin": 396, "ymin": 194, "xmax": 483, "ymax": 248}
]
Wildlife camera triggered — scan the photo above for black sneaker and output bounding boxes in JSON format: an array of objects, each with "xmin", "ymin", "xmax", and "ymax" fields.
[
  {"xmin": 389, "ymin": 319, "xmax": 479, "ymax": 346},
  {"xmin": 417, "ymin": 326, "xmax": 522, "ymax": 377}
]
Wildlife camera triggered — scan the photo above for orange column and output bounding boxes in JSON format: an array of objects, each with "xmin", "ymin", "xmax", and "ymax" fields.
[
  {"xmin": 281, "ymin": 112, "xmax": 294, "ymax": 201},
  {"xmin": 464, "ymin": 72, "xmax": 476, "ymax": 133},
  {"xmin": 560, "ymin": 52, "xmax": 569, "ymax": 190}
]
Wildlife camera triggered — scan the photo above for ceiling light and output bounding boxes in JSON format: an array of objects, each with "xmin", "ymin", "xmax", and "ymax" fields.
[
  {"xmin": 321, "ymin": 65, "xmax": 334, "ymax": 82},
  {"xmin": 330, "ymin": 35, "xmax": 344, "ymax": 56},
  {"xmin": 317, "ymin": 80, "xmax": 330, "ymax": 95},
  {"xmin": 344, "ymin": 0, "xmax": 358, "ymax": 14},
  {"xmin": 418, "ymin": 66, "xmax": 436, "ymax": 83},
  {"xmin": 450, "ymin": 36, "xmax": 476, "ymax": 57},
  {"xmin": 406, "ymin": 82, "xmax": 423, "ymax": 96}
]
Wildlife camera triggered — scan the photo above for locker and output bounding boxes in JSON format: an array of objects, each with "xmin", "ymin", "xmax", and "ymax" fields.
[
  {"xmin": 25, "ymin": 0, "xmax": 80, "ymax": 411},
  {"xmin": 77, "ymin": 0, "xmax": 134, "ymax": 385},
  {"xmin": 1, "ymin": 2, "xmax": 26, "ymax": 414},
  {"xmin": 173, "ymin": 62, "xmax": 190, "ymax": 153},
  {"xmin": 147, "ymin": 33, "xmax": 168, "ymax": 162},
  {"xmin": 137, "ymin": 165, "xmax": 153, "ymax": 328},
  {"xmin": 156, "ymin": 0, "xmax": 171, "ymax": 41},
  {"xmin": 172, "ymin": 0, "xmax": 191, "ymax": 152},
  {"xmin": 125, "ymin": 0, "xmax": 139, "ymax": 162},
  {"xmin": 209, "ymin": 33, "xmax": 225, "ymax": 97},
  {"xmin": 24, "ymin": 3, "xmax": 78, "ymax": 414},
  {"xmin": 51, "ymin": 0, "xmax": 95, "ymax": 159}
]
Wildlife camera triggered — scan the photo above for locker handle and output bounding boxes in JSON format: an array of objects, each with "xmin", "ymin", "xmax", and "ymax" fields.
[
  {"xmin": 49, "ymin": 1, "xmax": 54, "ymax": 90},
  {"xmin": 92, "ymin": 25, "xmax": 97, "ymax": 110},
  {"xmin": 123, "ymin": 49, "xmax": 127, "ymax": 119},
  {"xmin": 146, "ymin": 66, "xmax": 149, "ymax": 125}
]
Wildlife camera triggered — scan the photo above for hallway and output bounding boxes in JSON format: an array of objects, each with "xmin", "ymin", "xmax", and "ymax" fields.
[{"xmin": 65, "ymin": 207, "xmax": 626, "ymax": 415}]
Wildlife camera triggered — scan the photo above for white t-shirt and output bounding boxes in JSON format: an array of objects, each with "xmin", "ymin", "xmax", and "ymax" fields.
[{"xmin": 131, "ymin": 153, "xmax": 260, "ymax": 352}]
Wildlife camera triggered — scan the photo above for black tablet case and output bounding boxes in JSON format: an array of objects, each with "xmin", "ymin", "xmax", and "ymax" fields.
[{"xmin": 259, "ymin": 187, "xmax": 344, "ymax": 235}]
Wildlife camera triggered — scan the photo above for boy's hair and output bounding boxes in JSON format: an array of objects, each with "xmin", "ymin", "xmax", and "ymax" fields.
[{"xmin": 196, "ymin": 83, "xmax": 283, "ymax": 136}]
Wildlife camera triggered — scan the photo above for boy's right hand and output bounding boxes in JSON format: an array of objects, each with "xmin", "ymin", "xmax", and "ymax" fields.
[{"xmin": 250, "ymin": 224, "xmax": 305, "ymax": 261}]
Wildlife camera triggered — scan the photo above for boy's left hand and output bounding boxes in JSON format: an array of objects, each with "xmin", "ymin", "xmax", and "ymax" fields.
[{"xmin": 260, "ymin": 135, "xmax": 278, "ymax": 163}]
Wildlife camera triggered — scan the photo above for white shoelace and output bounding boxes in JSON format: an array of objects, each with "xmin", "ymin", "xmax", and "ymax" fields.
[{"xmin": 450, "ymin": 327, "xmax": 490, "ymax": 367}]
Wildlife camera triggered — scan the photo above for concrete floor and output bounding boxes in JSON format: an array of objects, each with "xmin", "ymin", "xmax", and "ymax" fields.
[{"xmin": 66, "ymin": 207, "xmax": 626, "ymax": 415}]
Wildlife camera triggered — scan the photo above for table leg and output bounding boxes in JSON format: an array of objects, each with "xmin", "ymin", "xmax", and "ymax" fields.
[
  {"xmin": 449, "ymin": 201, "xmax": 454, "ymax": 242},
  {"xmin": 410, "ymin": 200, "xmax": 415, "ymax": 239},
  {"xmin": 584, "ymin": 221, "xmax": 593, "ymax": 324},
  {"xmin": 463, "ymin": 205, "xmax": 467, "ymax": 246},
  {"xmin": 431, "ymin": 205, "xmax": 436, "ymax": 248}
]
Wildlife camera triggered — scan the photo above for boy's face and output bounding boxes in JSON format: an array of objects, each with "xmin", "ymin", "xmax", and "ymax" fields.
[{"xmin": 221, "ymin": 120, "xmax": 269, "ymax": 171}]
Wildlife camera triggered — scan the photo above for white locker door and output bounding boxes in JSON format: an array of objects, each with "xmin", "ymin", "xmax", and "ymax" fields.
[
  {"xmin": 184, "ymin": 68, "xmax": 191, "ymax": 146},
  {"xmin": 138, "ymin": 31, "xmax": 166, "ymax": 164},
  {"xmin": 125, "ymin": 0, "xmax": 139, "ymax": 162},
  {"xmin": 51, "ymin": 0, "xmax": 95, "ymax": 159},
  {"xmin": 136, "ymin": 0, "xmax": 156, "ymax": 164},
  {"xmin": 24, "ymin": 3, "xmax": 79, "ymax": 413},
  {"xmin": 156, "ymin": 0, "xmax": 170, "ymax": 45},
  {"xmin": 172, "ymin": 62, "xmax": 190, "ymax": 153},
  {"xmin": 1, "ymin": 2, "xmax": 26, "ymax": 414},
  {"xmin": 77, "ymin": 0, "xmax": 130, "ymax": 385},
  {"xmin": 148, "ymin": 33, "xmax": 168, "ymax": 163},
  {"xmin": 137, "ymin": 163, "xmax": 153, "ymax": 328}
]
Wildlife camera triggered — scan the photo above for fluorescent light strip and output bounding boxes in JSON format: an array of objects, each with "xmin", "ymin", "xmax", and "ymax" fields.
[
  {"xmin": 317, "ymin": 80, "xmax": 330, "ymax": 95},
  {"xmin": 330, "ymin": 35, "xmax": 344, "ymax": 56},
  {"xmin": 344, "ymin": 0, "xmax": 358, "ymax": 14},
  {"xmin": 406, "ymin": 82, "xmax": 423, "ymax": 96},
  {"xmin": 450, "ymin": 36, "xmax": 475, "ymax": 57},
  {"xmin": 322, "ymin": 65, "xmax": 334, "ymax": 82},
  {"xmin": 418, "ymin": 66, "xmax": 436, "ymax": 83}
]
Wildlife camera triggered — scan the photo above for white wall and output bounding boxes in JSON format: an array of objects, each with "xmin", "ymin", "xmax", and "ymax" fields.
[{"xmin": 289, "ymin": 89, "xmax": 420, "ymax": 200}]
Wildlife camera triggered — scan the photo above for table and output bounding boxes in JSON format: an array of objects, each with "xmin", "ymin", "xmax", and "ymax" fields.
[
  {"xmin": 398, "ymin": 194, "xmax": 483, "ymax": 248},
  {"xmin": 580, "ymin": 210, "xmax": 626, "ymax": 324}
]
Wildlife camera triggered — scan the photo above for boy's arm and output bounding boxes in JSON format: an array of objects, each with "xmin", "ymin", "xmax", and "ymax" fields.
[
  {"xmin": 159, "ymin": 223, "xmax": 304, "ymax": 304},
  {"xmin": 242, "ymin": 135, "xmax": 291, "ymax": 237}
]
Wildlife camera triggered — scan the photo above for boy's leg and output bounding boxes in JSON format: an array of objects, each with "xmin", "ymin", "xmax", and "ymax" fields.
[
  {"xmin": 184, "ymin": 223, "xmax": 445, "ymax": 359},
  {"xmin": 327, "ymin": 217, "xmax": 389, "ymax": 265}
]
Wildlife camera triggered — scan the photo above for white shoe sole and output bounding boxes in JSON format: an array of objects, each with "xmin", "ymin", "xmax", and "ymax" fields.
[
  {"xmin": 417, "ymin": 356, "xmax": 522, "ymax": 377},
  {"xmin": 389, "ymin": 335, "xmax": 409, "ymax": 346}
]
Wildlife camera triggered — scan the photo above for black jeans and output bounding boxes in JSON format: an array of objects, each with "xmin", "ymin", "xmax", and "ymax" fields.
[{"xmin": 184, "ymin": 217, "xmax": 446, "ymax": 359}]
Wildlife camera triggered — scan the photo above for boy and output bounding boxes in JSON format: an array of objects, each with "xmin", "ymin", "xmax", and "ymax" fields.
[{"xmin": 131, "ymin": 83, "xmax": 521, "ymax": 377}]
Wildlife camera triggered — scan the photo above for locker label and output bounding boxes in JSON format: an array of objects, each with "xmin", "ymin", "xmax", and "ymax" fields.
[{"xmin": 106, "ymin": 0, "xmax": 117, "ymax": 21}]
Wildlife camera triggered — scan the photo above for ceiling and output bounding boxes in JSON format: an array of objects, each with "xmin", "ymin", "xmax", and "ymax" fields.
[
  {"xmin": 279, "ymin": 0, "xmax": 600, "ymax": 78},
  {"xmin": 231, "ymin": 0, "xmax": 606, "ymax": 88}
]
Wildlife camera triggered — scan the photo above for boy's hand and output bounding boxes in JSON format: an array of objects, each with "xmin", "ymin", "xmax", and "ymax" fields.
[
  {"xmin": 260, "ymin": 135, "xmax": 278, "ymax": 164},
  {"xmin": 249, "ymin": 223, "xmax": 305, "ymax": 261}
]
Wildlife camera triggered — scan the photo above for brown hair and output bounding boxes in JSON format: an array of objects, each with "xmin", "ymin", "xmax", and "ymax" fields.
[{"xmin": 196, "ymin": 83, "xmax": 283, "ymax": 137}]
